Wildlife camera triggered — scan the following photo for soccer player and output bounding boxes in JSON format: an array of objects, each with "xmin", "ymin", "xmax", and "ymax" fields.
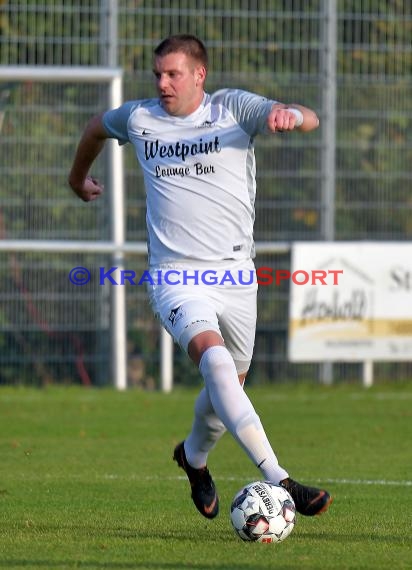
[{"xmin": 68, "ymin": 34, "xmax": 333, "ymax": 519}]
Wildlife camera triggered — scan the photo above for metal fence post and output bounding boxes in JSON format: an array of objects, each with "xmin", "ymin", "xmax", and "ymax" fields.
[
  {"xmin": 108, "ymin": 75, "xmax": 127, "ymax": 391},
  {"xmin": 102, "ymin": 1, "xmax": 128, "ymax": 391},
  {"xmin": 320, "ymin": 0, "xmax": 338, "ymax": 385}
]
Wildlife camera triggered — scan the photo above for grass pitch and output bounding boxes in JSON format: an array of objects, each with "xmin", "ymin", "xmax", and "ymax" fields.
[{"xmin": 0, "ymin": 382, "xmax": 411, "ymax": 570}]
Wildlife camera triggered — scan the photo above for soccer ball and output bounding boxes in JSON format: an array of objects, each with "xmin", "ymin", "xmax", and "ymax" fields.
[{"xmin": 230, "ymin": 481, "xmax": 296, "ymax": 543}]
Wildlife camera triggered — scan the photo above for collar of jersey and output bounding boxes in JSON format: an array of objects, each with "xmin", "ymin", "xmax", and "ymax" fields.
[{"xmin": 159, "ymin": 92, "xmax": 209, "ymax": 121}]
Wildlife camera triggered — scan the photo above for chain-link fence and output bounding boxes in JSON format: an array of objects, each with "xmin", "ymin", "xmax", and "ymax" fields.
[{"xmin": 0, "ymin": 1, "xmax": 411, "ymax": 387}]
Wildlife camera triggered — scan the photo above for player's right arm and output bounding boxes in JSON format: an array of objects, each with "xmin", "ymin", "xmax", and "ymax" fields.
[{"xmin": 68, "ymin": 112, "xmax": 108, "ymax": 202}]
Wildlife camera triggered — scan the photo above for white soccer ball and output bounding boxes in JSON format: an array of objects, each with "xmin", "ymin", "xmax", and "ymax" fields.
[{"xmin": 230, "ymin": 481, "xmax": 296, "ymax": 543}]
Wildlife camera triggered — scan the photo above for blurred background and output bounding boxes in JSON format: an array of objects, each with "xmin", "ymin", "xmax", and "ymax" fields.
[{"xmin": 0, "ymin": 0, "xmax": 411, "ymax": 388}]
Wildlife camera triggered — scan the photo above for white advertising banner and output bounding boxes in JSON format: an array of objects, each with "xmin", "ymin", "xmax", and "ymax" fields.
[{"xmin": 288, "ymin": 242, "xmax": 412, "ymax": 361}]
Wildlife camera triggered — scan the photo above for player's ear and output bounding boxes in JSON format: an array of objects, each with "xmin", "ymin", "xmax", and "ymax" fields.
[{"xmin": 195, "ymin": 65, "xmax": 207, "ymax": 85}]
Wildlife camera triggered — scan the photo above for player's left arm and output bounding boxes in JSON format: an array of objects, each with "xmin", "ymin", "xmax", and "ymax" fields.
[{"xmin": 267, "ymin": 102, "xmax": 319, "ymax": 133}]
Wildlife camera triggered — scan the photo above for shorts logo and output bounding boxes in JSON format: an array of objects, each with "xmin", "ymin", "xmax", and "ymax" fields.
[
  {"xmin": 183, "ymin": 319, "xmax": 209, "ymax": 331},
  {"xmin": 168, "ymin": 305, "xmax": 184, "ymax": 327}
]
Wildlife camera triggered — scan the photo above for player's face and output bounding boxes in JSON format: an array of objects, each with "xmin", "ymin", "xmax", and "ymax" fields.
[{"xmin": 153, "ymin": 52, "xmax": 205, "ymax": 117}]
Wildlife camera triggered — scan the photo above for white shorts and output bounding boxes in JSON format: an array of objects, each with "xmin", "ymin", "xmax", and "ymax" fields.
[{"xmin": 147, "ymin": 258, "xmax": 258, "ymax": 374}]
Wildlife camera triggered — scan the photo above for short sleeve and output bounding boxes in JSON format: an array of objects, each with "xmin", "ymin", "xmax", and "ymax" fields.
[
  {"xmin": 212, "ymin": 89, "xmax": 277, "ymax": 137},
  {"xmin": 102, "ymin": 101, "xmax": 138, "ymax": 145}
]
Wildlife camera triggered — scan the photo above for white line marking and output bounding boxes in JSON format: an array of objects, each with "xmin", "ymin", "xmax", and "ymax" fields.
[
  {"xmin": 320, "ymin": 478, "xmax": 412, "ymax": 486},
  {"xmin": 101, "ymin": 474, "xmax": 412, "ymax": 486},
  {"xmin": 261, "ymin": 392, "xmax": 412, "ymax": 401}
]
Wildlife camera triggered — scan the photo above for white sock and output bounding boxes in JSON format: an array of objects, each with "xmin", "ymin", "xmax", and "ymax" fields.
[
  {"xmin": 199, "ymin": 345, "xmax": 289, "ymax": 483},
  {"xmin": 184, "ymin": 387, "xmax": 226, "ymax": 469}
]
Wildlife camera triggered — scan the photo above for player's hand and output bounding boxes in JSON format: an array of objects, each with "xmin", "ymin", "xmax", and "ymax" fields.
[
  {"xmin": 70, "ymin": 175, "xmax": 104, "ymax": 202},
  {"xmin": 267, "ymin": 107, "xmax": 299, "ymax": 133}
]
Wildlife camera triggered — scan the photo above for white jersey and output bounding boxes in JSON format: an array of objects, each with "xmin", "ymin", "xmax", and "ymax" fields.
[{"xmin": 102, "ymin": 89, "xmax": 275, "ymax": 265}]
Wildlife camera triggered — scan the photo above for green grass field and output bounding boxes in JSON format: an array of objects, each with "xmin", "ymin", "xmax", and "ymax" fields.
[{"xmin": 0, "ymin": 383, "xmax": 411, "ymax": 570}]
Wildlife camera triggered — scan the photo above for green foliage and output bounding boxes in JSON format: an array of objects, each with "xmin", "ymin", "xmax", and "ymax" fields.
[{"xmin": 1, "ymin": 3, "xmax": 412, "ymax": 386}]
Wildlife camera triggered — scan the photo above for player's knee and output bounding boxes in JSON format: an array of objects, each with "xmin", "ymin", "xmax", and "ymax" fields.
[
  {"xmin": 188, "ymin": 330, "xmax": 225, "ymax": 366},
  {"xmin": 198, "ymin": 344, "xmax": 236, "ymax": 383}
]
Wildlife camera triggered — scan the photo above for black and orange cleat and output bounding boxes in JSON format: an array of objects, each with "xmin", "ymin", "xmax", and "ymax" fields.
[
  {"xmin": 280, "ymin": 477, "xmax": 333, "ymax": 516},
  {"xmin": 173, "ymin": 441, "xmax": 219, "ymax": 519}
]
